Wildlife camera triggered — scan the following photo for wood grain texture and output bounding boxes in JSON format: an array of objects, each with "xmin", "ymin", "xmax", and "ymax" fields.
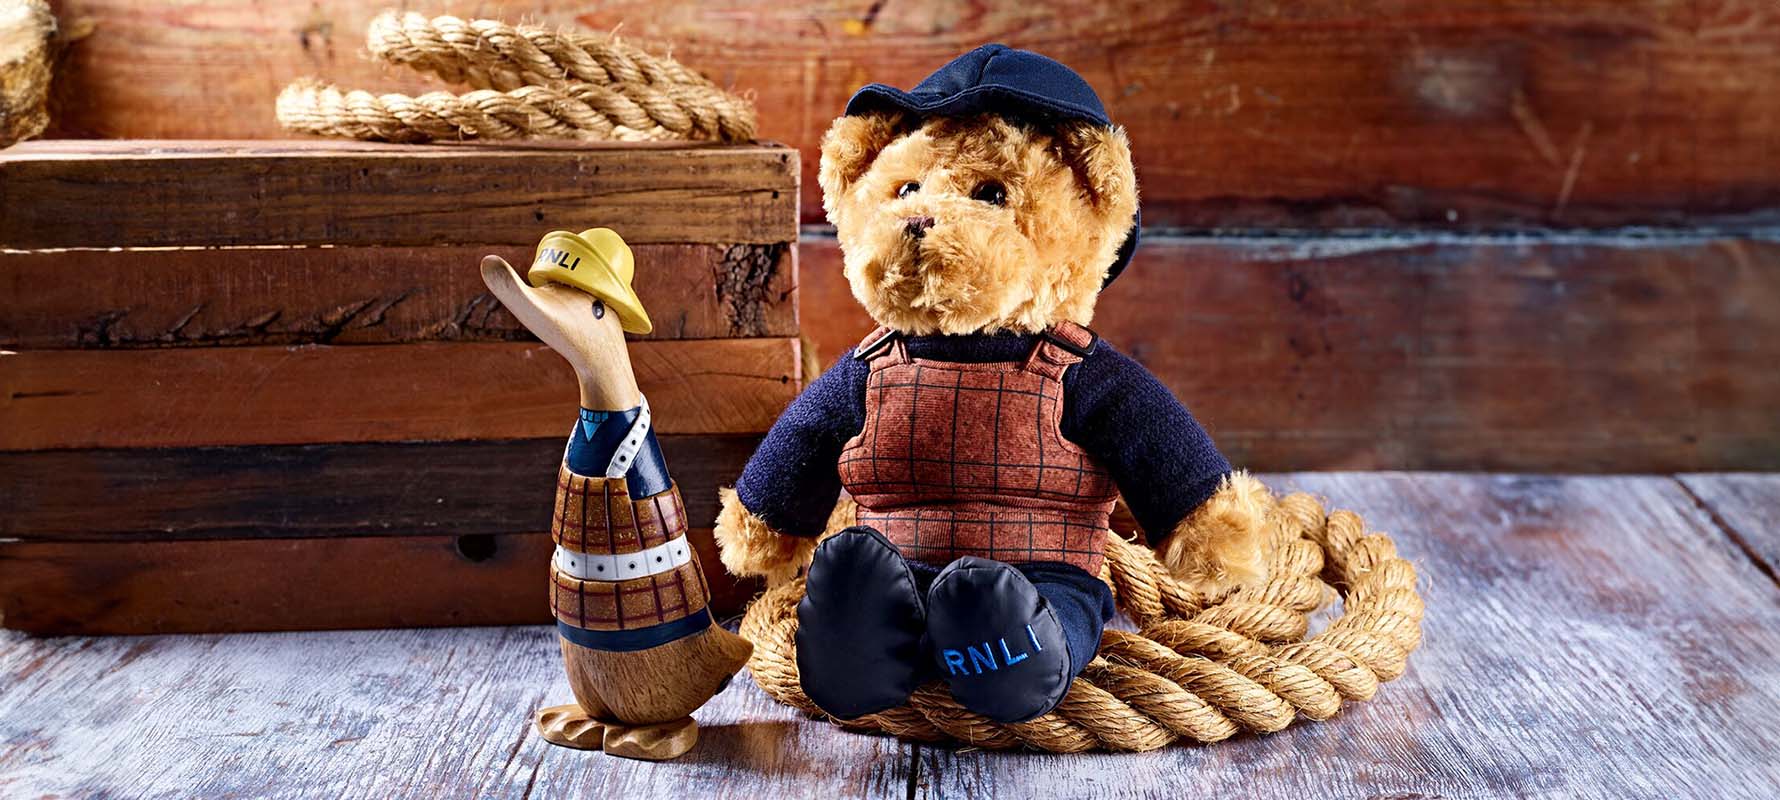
[
  {"xmin": 0, "ymin": 140, "xmax": 799, "ymax": 249},
  {"xmin": 1677, "ymin": 473, "xmax": 1780, "ymax": 584},
  {"xmin": 0, "ymin": 525, "xmax": 758, "ymax": 634},
  {"xmin": 0, "ymin": 633, "xmax": 912, "ymax": 798},
  {"xmin": 0, "ymin": 338, "xmax": 801, "ymax": 449},
  {"xmin": 914, "ymin": 473, "xmax": 1780, "ymax": 799},
  {"xmin": 802, "ymin": 235, "xmax": 1780, "ymax": 471},
  {"xmin": 0, "ymin": 436, "xmax": 756, "ymax": 542},
  {"xmin": 41, "ymin": 0, "xmax": 1780, "ymax": 229},
  {"xmin": 0, "ymin": 436, "xmax": 766, "ymax": 632},
  {"xmin": 0, "ymin": 242, "xmax": 796, "ymax": 347},
  {"xmin": 0, "ymin": 532, "xmax": 554, "ymax": 634},
  {"xmin": 5, "ymin": 474, "xmax": 1780, "ymax": 796}
]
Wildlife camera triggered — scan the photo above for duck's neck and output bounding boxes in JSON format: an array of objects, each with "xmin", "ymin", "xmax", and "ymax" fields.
[{"xmin": 571, "ymin": 331, "xmax": 643, "ymax": 411}]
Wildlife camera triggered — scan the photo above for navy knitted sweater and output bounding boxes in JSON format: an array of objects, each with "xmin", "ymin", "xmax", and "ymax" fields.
[{"xmin": 735, "ymin": 331, "xmax": 1232, "ymax": 546}]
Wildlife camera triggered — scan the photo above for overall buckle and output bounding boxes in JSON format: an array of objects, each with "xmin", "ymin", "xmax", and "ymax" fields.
[{"xmin": 1041, "ymin": 328, "xmax": 1098, "ymax": 358}]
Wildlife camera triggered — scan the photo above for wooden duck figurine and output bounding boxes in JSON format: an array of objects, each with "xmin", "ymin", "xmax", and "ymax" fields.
[{"xmin": 480, "ymin": 229, "xmax": 752, "ymax": 761}]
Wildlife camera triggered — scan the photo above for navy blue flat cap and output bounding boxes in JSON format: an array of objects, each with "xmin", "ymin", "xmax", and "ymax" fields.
[{"xmin": 845, "ymin": 44, "xmax": 1140, "ymax": 287}]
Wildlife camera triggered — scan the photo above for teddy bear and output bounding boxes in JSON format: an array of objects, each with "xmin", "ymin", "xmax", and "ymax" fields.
[{"xmin": 715, "ymin": 44, "xmax": 1270, "ymax": 724}]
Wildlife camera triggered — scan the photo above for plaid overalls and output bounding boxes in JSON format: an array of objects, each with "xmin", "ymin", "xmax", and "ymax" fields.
[{"xmin": 837, "ymin": 322, "xmax": 1121, "ymax": 575}]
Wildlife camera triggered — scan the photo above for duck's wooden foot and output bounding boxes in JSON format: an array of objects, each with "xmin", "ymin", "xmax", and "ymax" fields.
[
  {"xmin": 535, "ymin": 704, "xmax": 606, "ymax": 751},
  {"xmin": 601, "ymin": 716, "xmax": 698, "ymax": 761},
  {"xmin": 534, "ymin": 705, "xmax": 699, "ymax": 761}
]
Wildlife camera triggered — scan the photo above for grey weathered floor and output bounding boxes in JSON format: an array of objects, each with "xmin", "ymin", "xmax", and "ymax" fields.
[{"xmin": 3, "ymin": 473, "xmax": 1779, "ymax": 800}]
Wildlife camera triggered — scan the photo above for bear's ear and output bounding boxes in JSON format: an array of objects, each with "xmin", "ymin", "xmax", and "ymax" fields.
[
  {"xmin": 818, "ymin": 111, "xmax": 907, "ymax": 206},
  {"xmin": 1054, "ymin": 122, "xmax": 1138, "ymax": 218}
]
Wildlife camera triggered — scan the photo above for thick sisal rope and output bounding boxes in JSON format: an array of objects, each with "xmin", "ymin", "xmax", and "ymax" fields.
[
  {"xmin": 0, "ymin": 0, "xmax": 57, "ymax": 148},
  {"xmin": 277, "ymin": 12, "xmax": 754, "ymax": 144},
  {"xmin": 739, "ymin": 489, "xmax": 1424, "ymax": 752}
]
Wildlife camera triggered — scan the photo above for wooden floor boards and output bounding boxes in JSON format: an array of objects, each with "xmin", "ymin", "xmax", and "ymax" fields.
[{"xmin": 3, "ymin": 473, "xmax": 1778, "ymax": 799}]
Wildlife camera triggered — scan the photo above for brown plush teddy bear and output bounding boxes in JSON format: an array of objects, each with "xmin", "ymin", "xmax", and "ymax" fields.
[{"xmin": 715, "ymin": 45, "xmax": 1269, "ymax": 724}]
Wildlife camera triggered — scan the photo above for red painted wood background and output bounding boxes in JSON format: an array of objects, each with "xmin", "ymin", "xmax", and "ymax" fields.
[
  {"xmin": 42, "ymin": 0, "xmax": 1780, "ymax": 231},
  {"xmin": 4, "ymin": 0, "xmax": 1778, "ymax": 633}
]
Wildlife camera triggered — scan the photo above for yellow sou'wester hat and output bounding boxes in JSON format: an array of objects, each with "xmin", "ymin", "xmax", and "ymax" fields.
[{"xmin": 525, "ymin": 228, "xmax": 653, "ymax": 335}]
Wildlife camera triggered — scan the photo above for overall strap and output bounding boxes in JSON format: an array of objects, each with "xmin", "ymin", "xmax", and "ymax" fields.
[
  {"xmin": 853, "ymin": 325, "xmax": 910, "ymax": 366},
  {"xmin": 603, "ymin": 395, "xmax": 652, "ymax": 479},
  {"xmin": 1022, "ymin": 321, "xmax": 1099, "ymax": 379}
]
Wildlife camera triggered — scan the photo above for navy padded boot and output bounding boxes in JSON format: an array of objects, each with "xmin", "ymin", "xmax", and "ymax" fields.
[
  {"xmin": 795, "ymin": 526, "xmax": 928, "ymax": 719},
  {"xmin": 924, "ymin": 556, "xmax": 1073, "ymax": 723}
]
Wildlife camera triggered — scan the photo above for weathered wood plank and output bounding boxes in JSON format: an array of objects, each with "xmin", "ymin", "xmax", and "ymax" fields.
[
  {"xmin": 0, "ymin": 338, "xmax": 802, "ymax": 449},
  {"xmin": 0, "ymin": 140, "xmax": 799, "ymax": 248},
  {"xmin": 0, "ymin": 436, "xmax": 754, "ymax": 541},
  {"xmin": 0, "ymin": 435, "xmax": 765, "ymax": 633},
  {"xmin": 0, "ymin": 242, "xmax": 797, "ymax": 347},
  {"xmin": 0, "ymin": 533, "xmax": 555, "ymax": 634},
  {"xmin": 0, "ymin": 630, "xmax": 910, "ymax": 798},
  {"xmin": 0, "ymin": 527, "xmax": 760, "ymax": 634},
  {"xmin": 42, "ymin": 1, "xmax": 1780, "ymax": 228},
  {"xmin": 6, "ymin": 474, "xmax": 1780, "ymax": 796},
  {"xmin": 916, "ymin": 473, "xmax": 1780, "ymax": 799},
  {"xmin": 1677, "ymin": 473, "xmax": 1780, "ymax": 584},
  {"xmin": 802, "ymin": 235, "xmax": 1780, "ymax": 472}
]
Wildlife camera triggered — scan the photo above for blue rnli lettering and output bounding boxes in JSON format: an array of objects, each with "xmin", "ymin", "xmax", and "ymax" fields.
[
  {"xmin": 967, "ymin": 643, "xmax": 997, "ymax": 673},
  {"xmin": 942, "ymin": 635, "xmax": 1037, "ymax": 676}
]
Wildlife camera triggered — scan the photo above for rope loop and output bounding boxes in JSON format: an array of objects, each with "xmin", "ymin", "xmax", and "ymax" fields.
[
  {"xmin": 737, "ymin": 487, "xmax": 1424, "ymax": 752},
  {"xmin": 278, "ymin": 12, "xmax": 754, "ymax": 143}
]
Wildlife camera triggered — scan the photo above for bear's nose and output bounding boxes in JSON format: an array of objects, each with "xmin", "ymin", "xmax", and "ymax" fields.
[{"xmin": 903, "ymin": 216, "xmax": 936, "ymax": 239}]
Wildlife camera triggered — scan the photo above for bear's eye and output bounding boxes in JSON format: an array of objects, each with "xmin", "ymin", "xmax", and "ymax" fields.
[
  {"xmin": 971, "ymin": 181, "xmax": 1008, "ymax": 206},
  {"xmin": 896, "ymin": 181, "xmax": 920, "ymax": 199}
]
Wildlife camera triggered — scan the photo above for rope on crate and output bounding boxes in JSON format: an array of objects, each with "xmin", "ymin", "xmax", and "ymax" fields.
[
  {"xmin": 1, "ymin": 0, "xmax": 58, "ymax": 148},
  {"xmin": 738, "ymin": 490, "xmax": 1425, "ymax": 752},
  {"xmin": 277, "ymin": 12, "xmax": 754, "ymax": 144}
]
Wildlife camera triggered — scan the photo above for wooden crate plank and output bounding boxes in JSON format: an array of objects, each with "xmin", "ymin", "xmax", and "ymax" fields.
[
  {"xmin": 0, "ymin": 527, "xmax": 759, "ymax": 634},
  {"xmin": 802, "ymin": 236, "xmax": 1780, "ymax": 472},
  {"xmin": 1677, "ymin": 474, "xmax": 1780, "ymax": 584},
  {"xmin": 0, "ymin": 140, "xmax": 799, "ymax": 249},
  {"xmin": 0, "ymin": 338, "xmax": 801, "ymax": 449},
  {"xmin": 0, "ymin": 436, "xmax": 755, "ymax": 541},
  {"xmin": 0, "ymin": 631, "xmax": 910, "ymax": 798},
  {"xmin": 0, "ymin": 242, "xmax": 797, "ymax": 347},
  {"xmin": 41, "ymin": 1, "xmax": 1780, "ymax": 229},
  {"xmin": 915, "ymin": 473, "xmax": 1780, "ymax": 799},
  {"xmin": 0, "ymin": 533, "xmax": 554, "ymax": 634}
]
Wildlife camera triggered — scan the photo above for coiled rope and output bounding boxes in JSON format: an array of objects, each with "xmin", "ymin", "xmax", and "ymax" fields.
[
  {"xmin": 738, "ymin": 489, "xmax": 1423, "ymax": 752},
  {"xmin": 277, "ymin": 12, "xmax": 755, "ymax": 143},
  {"xmin": 1, "ymin": 0, "xmax": 58, "ymax": 148}
]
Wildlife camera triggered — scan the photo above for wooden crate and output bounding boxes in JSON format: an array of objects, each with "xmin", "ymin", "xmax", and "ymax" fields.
[{"xmin": 0, "ymin": 140, "xmax": 801, "ymax": 634}]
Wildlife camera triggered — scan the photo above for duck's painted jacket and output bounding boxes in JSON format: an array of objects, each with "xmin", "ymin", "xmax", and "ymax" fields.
[{"xmin": 549, "ymin": 407, "xmax": 713, "ymax": 651}]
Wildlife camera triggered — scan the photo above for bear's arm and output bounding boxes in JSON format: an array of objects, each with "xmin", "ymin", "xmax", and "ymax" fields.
[
  {"xmin": 1062, "ymin": 341, "xmax": 1268, "ymax": 591},
  {"xmin": 715, "ymin": 350, "xmax": 868, "ymax": 582},
  {"xmin": 1062, "ymin": 342, "xmax": 1231, "ymax": 544}
]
